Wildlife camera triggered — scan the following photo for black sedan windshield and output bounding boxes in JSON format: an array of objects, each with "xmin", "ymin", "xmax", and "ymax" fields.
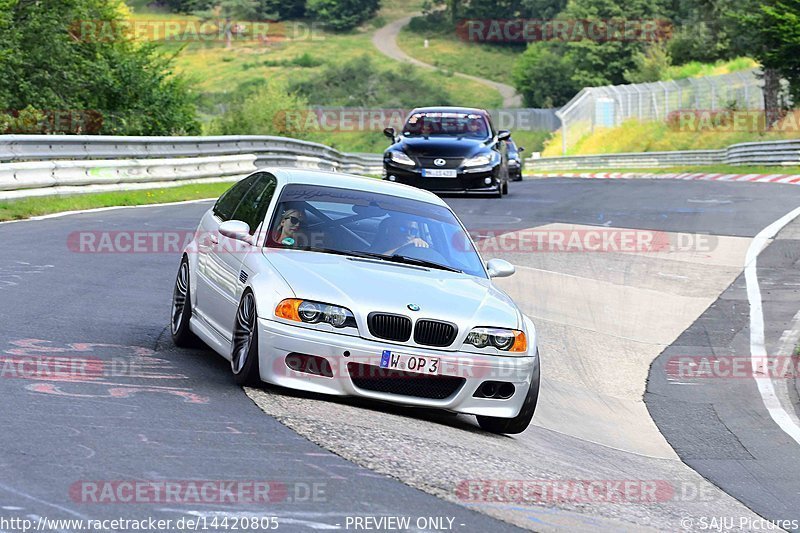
[{"xmin": 402, "ymin": 112, "xmax": 490, "ymax": 139}]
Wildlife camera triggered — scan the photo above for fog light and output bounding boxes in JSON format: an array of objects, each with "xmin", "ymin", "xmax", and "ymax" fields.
[
  {"xmin": 484, "ymin": 177, "xmax": 492, "ymax": 185},
  {"xmin": 388, "ymin": 175, "xmax": 397, "ymax": 181}
]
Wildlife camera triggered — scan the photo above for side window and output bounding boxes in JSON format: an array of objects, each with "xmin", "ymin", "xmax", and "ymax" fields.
[
  {"xmin": 212, "ymin": 174, "xmax": 259, "ymax": 221},
  {"xmin": 231, "ymin": 173, "xmax": 277, "ymax": 235}
]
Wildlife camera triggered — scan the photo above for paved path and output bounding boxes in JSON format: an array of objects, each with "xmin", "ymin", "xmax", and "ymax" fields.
[{"xmin": 372, "ymin": 15, "xmax": 523, "ymax": 108}]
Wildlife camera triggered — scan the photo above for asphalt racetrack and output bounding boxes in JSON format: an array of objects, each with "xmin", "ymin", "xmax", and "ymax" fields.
[{"xmin": 2, "ymin": 177, "xmax": 800, "ymax": 532}]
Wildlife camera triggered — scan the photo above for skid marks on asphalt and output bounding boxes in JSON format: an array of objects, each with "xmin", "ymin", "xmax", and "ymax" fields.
[
  {"xmin": 0, "ymin": 338, "xmax": 208, "ymax": 404},
  {"xmin": 0, "ymin": 261, "xmax": 54, "ymax": 290}
]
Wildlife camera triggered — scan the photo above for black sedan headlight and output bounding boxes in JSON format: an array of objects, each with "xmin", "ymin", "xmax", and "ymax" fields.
[
  {"xmin": 387, "ymin": 151, "xmax": 415, "ymax": 166},
  {"xmin": 462, "ymin": 154, "xmax": 493, "ymax": 167}
]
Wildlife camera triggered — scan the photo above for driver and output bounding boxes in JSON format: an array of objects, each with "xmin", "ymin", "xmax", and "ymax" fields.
[{"xmin": 372, "ymin": 216, "xmax": 429, "ymax": 255}]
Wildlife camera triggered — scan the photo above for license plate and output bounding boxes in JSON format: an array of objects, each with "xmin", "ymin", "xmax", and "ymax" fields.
[
  {"xmin": 380, "ymin": 350, "xmax": 440, "ymax": 375},
  {"xmin": 422, "ymin": 168, "xmax": 457, "ymax": 178}
]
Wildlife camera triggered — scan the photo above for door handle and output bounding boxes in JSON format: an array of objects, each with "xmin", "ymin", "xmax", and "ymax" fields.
[{"xmin": 209, "ymin": 234, "xmax": 219, "ymax": 245}]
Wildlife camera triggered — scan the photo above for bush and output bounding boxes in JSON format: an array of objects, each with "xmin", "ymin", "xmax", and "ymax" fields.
[
  {"xmin": 305, "ymin": 0, "xmax": 381, "ymax": 31},
  {"xmin": 289, "ymin": 55, "xmax": 452, "ymax": 107},
  {"xmin": 205, "ymin": 79, "xmax": 311, "ymax": 137}
]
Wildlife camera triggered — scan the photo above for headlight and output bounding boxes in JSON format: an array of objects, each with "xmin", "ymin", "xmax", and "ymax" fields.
[
  {"xmin": 388, "ymin": 151, "xmax": 415, "ymax": 166},
  {"xmin": 508, "ymin": 159, "xmax": 520, "ymax": 166},
  {"xmin": 463, "ymin": 154, "xmax": 493, "ymax": 167},
  {"xmin": 464, "ymin": 327, "xmax": 527, "ymax": 352},
  {"xmin": 276, "ymin": 299, "xmax": 357, "ymax": 329}
]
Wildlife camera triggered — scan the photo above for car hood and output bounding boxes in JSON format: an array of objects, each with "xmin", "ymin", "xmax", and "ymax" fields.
[
  {"xmin": 394, "ymin": 136, "xmax": 490, "ymax": 158},
  {"xmin": 263, "ymin": 249, "xmax": 520, "ymax": 330}
]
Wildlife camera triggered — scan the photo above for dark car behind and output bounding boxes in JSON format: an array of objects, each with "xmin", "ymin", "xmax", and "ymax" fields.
[{"xmin": 506, "ymin": 138, "xmax": 525, "ymax": 181}]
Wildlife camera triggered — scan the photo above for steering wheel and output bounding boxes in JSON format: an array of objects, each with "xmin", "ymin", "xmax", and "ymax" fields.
[{"xmin": 393, "ymin": 242, "xmax": 448, "ymax": 263}]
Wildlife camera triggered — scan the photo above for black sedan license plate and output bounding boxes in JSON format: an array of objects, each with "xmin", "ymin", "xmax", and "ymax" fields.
[
  {"xmin": 422, "ymin": 168, "xmax": 457, "ymax": 178},
  {"xmin": 380, "ymin": 350, "xmax": 440, "ymax": 375}
]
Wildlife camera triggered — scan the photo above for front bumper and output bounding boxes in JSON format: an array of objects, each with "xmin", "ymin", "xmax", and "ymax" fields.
[
  {"xmin": 383, "ymin": 162, "xmax": 502, "ymax": 193},
  {"xmin": 257, "ymin": 318, "xmax": 538, "ymax": 418}
]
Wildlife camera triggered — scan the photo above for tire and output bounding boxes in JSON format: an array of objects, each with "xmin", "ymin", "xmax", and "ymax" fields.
[
  {"xmin": 231, "ymin": 290, "xmax": 261, "ymax": 386},
  {"xmin": 171, "ymin": 256, "xmax": 200, "ymax": 348},
  {"xmin": 477, "ymin": 358, "xmax": 540, "ymax": 435},
  {"xmin": 502, "ymin": 181, "xmax": 509, "ymax": 195}
]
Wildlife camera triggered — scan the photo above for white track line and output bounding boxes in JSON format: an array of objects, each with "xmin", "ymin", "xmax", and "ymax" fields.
[
  {"xmin": 0, "ymin": 198, "xmax": 216, "ymax": 226},
  {"xmin": 746, "ymin": 205, "xmax": 800, "ymax": 445}
]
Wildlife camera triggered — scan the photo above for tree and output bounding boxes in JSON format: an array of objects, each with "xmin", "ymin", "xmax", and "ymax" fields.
[
  {"xmin": 731, "ymin": 0, "xmax": 800, "ymax": 120},
  {"xmin": 0, "ymin": 0, "xmax": 199, "ymax": 135},
  {"xmin": 624, "ymin": 41, "xmax": 672, "ymax": 83},
  {"xmin": 557, "ymin": 0, "xmax": 669, "ymax": 87},
  {"xmin": 512, "ymin": 43, "xmax": 580, "ymax": 107},
  {"xmin": 520, "ymin": 0, "xmax": 568, "ymax": 20},
  {"xmin": 305, "ymin": 0, "xmax": 381, "ymax": 31}
]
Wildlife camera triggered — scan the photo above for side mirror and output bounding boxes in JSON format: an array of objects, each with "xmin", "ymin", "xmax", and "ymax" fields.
[
  {"xmin": 497, "ymin": 130, "xmax": 511, "ymax": 141},
  {"xmin": 486, "ymin": 258, "xmax": 515, "ymax": 278},
  {"xmin": 218, "ymin": 220, "xmax": 252, "ymax": 243},
  {"xmin": 518, "ymin": 146, "xmax": 525, "ymax": 152},
  {"xmin": 383, "ymin": 127, "xmax": 396, "ymax": 140}
]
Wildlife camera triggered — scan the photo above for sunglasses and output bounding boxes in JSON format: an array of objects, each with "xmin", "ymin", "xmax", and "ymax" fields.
[
  {"xmin": 398, "ymin": 225, "xmax": 419, "ymax": 236},
  {"xmin": 283, "ymin": 215, "xmax": 304, "ymax": 225}
]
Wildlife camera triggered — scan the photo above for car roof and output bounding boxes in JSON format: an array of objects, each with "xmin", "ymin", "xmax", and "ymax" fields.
[
  {"xmin": 408, "ymin": 106, "xmax": 489, "ymax": 116},
  {"xmin": 264, "ymin": 168, "xmax": 450, "ymax": 208}
]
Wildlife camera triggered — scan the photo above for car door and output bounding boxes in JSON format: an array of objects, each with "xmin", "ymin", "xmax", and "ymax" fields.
[
  {"xmin": 194, "ymin": 173, "xmax": 263, "ymax": 339},
  {"xmin": 204, "ymin": 172, "xmax": 277, "ymax": 340}
]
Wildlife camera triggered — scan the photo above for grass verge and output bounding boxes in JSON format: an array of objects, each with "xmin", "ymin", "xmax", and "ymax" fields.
[
  {"xmin": 526, "ymin": 165, "xmax": 800, "ymax": 176},
  {"xmin": 0, "ymin": 182, "xmax": 235, "ymax": 222},
  {"xmin": 396, "ymin": 26, "xmax": 522, "ymax": 87},
  {"xmin": 543, "ymin": 119, "xmax": 800, "ymax": 157}
]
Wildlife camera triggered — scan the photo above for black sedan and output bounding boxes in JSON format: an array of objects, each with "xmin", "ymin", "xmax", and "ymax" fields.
[{"xmin": 382, "ymin": 107, "xmax": 510, "ymax": 197}]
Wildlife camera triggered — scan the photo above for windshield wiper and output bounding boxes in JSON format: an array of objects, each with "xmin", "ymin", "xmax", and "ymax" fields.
[
  {"xmin": 298, "ymin": 247, "xmax": 462, "ymax": 273},
  {"xmin": 342, "ymin": 250, "xmax": 462, "ymax": 273}
]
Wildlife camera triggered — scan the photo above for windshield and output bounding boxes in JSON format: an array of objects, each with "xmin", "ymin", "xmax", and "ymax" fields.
[
  {"xmin": 266, "ymin": 184, "xmax": 486, "ymax": 278},
  {"xmin": 402, "ymin": 112, "xmax": 490, "ymax": 140}
]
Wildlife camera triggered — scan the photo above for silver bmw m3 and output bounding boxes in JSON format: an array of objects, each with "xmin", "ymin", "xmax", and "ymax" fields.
[{"xmin": 171, "ymin": 168, "xmax": 540, "ymax": 434}]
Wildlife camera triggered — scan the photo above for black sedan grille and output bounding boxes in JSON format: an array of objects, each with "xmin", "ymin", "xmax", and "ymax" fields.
[
  {"xmin": 416, "ymin": 156, "xmax": 463, "ymax": 169},
  {"xmin": 347, "ymin": 363, "xmax": 465, "ymax": 400},
  {"xmin": 367, "ymin": 313, "xmax": 412, "ymax": 342},
  {"xmin": 414, "ymin": 320, "xmax": 458, "ymax": 347}
]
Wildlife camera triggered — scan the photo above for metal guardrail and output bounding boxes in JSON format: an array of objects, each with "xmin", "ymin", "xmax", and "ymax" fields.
[
  {"xmin": 0, "ymin": 135, "xmax": 384, "ymax": 199},
  {"xmin": 527, "ymin": 139, "xmax": 800, "ymax": 172},
  {"xmin": 0, "ymin": 134, "xmax": 384, "ymax": 172},
  {"xmin": 0, "ymin": 155, "xmax": 259, "ymax": 200}
]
